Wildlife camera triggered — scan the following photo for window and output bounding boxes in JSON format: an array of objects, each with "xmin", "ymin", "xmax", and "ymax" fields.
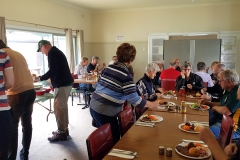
[{"xmin": 6, "ymin": 29, "xmax": 77, "ymax": 75}]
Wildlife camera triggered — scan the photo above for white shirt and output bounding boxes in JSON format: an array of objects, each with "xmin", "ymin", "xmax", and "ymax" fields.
[{"xmin": 195, "ymin": 71, "xmax": 214, "ymax": 87}]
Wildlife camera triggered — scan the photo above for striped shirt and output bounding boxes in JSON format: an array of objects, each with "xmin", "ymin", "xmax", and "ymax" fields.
[
  {"xmin": 195, "ymin": 71, "xmax": 214, "ymax": 87},
  {"xmin": 0, "ymin": 50, "xmax": 13, "ymax": 111},
  {"xmin": 90, "ymin": 62, "xmax": 146, "ymax": 116}
]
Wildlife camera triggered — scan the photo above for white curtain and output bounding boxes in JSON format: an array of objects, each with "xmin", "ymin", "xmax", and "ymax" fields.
[
  {"xmin": 65, "ymin": 28, "xmax": 75, "ymax": 73},
  {"xmin": 0, "ymin": 17, "xmax": 7, "ymax": 44},
  {"xmin": 76, "ymin": 30, "xmax": 84, "ymax": 63}
]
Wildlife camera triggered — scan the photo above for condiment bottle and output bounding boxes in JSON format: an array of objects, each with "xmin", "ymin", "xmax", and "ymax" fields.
[
  {"xmin": 159, "ymin": 146, "xmax": 164, "ymax": 155},
  {"xmin": 166, "ymin": 148, "xmax": 172, "ymax": 157},
  {"xmin": 181, "ymin": 101, "xmax": 187, "ymax": 113}
]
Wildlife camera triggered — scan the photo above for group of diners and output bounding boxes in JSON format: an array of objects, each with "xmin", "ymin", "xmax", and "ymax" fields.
[{"xmin": 87, "ymin": 42, "xmax": 240, "ymax": 160}]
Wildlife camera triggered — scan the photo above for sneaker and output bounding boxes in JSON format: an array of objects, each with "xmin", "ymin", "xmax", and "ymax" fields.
[
  {"xmin": 48, "ymin": 132, "xmax": 68, "ymax": 142},
  {"xmin": 52, "ymin": 129, "xmax": 69, "ymax": 136}
]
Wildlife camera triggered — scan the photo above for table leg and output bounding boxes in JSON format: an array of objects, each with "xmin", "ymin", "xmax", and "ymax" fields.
[{"xmin": 37, "ymin": 99, "xmax": 54, "ymax": 122}]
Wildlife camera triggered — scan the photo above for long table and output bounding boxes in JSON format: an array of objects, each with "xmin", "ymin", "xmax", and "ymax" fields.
[{"xmin": 103, "ymin": 96, "xmax": 211, "ymax": 160}]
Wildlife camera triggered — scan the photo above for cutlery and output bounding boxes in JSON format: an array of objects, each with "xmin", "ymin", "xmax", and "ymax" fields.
[
  {"xmin": 137, "ymin": 121, "xmax": 155, "ymax": 125},
  {"xmin": 189, "ymin": 121, "xmax": 209, "ymax": 124},
  {"xmin": 110, "ymin": 150, "xmax": 139, "ymax": 158},
  {"xmin": 197, "ymin": 101, "xmax": 204, "ymax": 112},
  {"xmin": 135, "ymin": 123, "xmax": 155, "ymax": 127},
  {"xmin": 181, "ymin": 139, "xmax": 205, "ymax": 144}
]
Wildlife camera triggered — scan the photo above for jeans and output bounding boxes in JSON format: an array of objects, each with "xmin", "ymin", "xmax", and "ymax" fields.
[
  {"xmin": 210, "ymin": 122, "xmax": 240, "ymax": 139},
  {"xmin": 0, "ymin": 110, "xmax": 13, "ymax": 160},
  {"xmin": 7, "ymin": 89, "xmax": 36, "ymax": 160},
  {"xmin": 90, "ymin": 108, "xmax": 120, "ymax": 144}
]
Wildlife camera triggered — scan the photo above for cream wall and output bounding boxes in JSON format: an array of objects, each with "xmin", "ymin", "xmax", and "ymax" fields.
[
  {"xmin": 0, "ymin": 0, "xmax": 92, "ymax": 42},
  {"xmin": 90, "ymin": 3, "xmax": 240, "ymax": 82}
]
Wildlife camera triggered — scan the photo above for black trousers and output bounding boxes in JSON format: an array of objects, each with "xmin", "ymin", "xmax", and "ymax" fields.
[{"xmin": 7, "ymin": 89, "xmax": 36, "ymax": 160}]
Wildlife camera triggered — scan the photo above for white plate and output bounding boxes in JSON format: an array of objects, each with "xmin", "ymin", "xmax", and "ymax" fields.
[
  {"xmin": 159, "ymin": 101, "xmax": 176, "ymax": 107},
  {"xmin": 175, "ymin": 143, "xmax": 211, "ymax": 159},
  {"xmin": 178, "ymin": 123, "xmax": 199, "ymax": 134},
  {"xmin": 190, "ymin": 105, "xmax": 210, "ymax": 111},
  {"xmin": 157, "ymin": 106, "xmax": 166, "ymax": 110},
  {"xmin": 140, "ymin": 115, "xmax": 163, "ymax": 122}
]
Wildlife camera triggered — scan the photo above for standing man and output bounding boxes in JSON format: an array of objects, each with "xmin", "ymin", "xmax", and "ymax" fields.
[
  {"xmin": 0, "ymin": 40, "xmax": 35, "ymax": 160},
  {"xmin": 87, "ymin": 56, "xmax": 106, "ymax": 73},
  {"xmin": 37, "ymin": 40, "xmax": 73, "ymax": 142},
  {"xmin": 0, "ymin": 42, "xmax": 14, "ymax": 160}
]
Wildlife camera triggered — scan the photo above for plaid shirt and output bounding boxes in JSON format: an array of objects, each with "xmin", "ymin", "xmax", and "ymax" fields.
[{"xmin": 74, "ymin": 64, "xmax": 87, "ymax": 76}]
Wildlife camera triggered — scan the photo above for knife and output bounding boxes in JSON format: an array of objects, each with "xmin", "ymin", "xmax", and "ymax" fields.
[{"xmin": 181, "ymin": 139, "xmax": 205, "ymax": 144}]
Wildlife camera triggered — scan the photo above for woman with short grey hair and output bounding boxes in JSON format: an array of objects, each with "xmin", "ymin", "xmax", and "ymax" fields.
[
  {"xmin": 176, "ymin": 61, "xmax": 204, "ymax": 92},
  {"xmin": 136, "ymin": 63, "xmax": 162, "ymax": 101}
]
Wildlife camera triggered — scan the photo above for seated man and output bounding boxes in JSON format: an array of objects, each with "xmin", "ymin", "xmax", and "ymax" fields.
[
  {"xmin": 199, "ymin": 127, "xmax": 240, "ymax": 160},
  {"xmin": 195, "ymin": 62, "xmax": 214, "ymax": 87},
  {"xmin": 109, "ymin": 55, "xmax": 117, "ymax": 65},
  {"xmin": 199, "ymin": 70, "xmax": 240, "ymax": 139},
  {"xmin": 160, "ymin": 59, "xmax": 180, "ymax": 80},
  {"xmin": 175, "ymin": 58, "xmax": 181, "ymax": 72},
  {"xmin": 175, "ymin": 61, "xmax": 204, "ymax": 92},
  {"xmin": 74, "ymin": 56, "xmax": 88, "ymax": 87},
  {"xmin": 136, "ymin": 63, "xmax": 162, "ymax": 101},
  {"xmin": 201, "ymin": 63, "xmax": 226, "ymax": 102},
  {"xmin": 87, "ymin": 56, "xmax": 106, "ymax": 73}
]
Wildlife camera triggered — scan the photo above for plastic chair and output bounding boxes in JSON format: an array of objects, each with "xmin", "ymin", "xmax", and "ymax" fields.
[
  {"xmin": 203, "ymin": 82, "xmax": 208, "ymax": 87},
  {"xmin": 118, "ymin": 107, "xmax": 134, "ymax": 137},
  {"xmin": 71, "ymin": 74, "xmax": 85, "ymax": 106},
  {"xmin": 86, "ymin": 123, "xmax": 114, "ymax": 160},
  {"xmin": 218, "ymin": 113, "xmax": 235, "ymax": 149},
  {"xmin": 161, "ymin": 79, "xmax": 176, "ymax": 90}
]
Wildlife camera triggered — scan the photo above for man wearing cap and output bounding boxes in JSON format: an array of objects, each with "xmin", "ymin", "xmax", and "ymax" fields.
[
  {"xmin": 37, "ymin": 40, "xmax": 73, "ymax": 142},
  {"xmin": 87, "ymin": 56, "xmax": 106, "ymax": 73},
  {"xmin": 0, "ymin": 40, "xmax": 35, "ymax": 160}
]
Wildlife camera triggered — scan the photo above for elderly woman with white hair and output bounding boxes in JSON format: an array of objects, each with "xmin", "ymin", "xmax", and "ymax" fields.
[{"xmin": 136, "ymin": 63, "xmax": 163, "ymax": 101}]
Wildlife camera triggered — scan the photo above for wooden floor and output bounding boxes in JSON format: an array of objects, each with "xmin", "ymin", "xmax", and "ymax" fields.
[{"xmin": 16, "ymin": 95, "xmax": 95, "ymax": 160}]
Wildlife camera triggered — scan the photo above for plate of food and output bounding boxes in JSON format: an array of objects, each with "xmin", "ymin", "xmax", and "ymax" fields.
[
  {"xmin": 158, "ymin": 100, "xmax": 176, "ymax": 107},
  {"xmin": 189, "ymin": 103, "xmax": 210, "ymax": 110},
  {"xmin": 178, "ymin": 122, "xmax": 204, "ymax": 133},
  {"xmin": 175, "ymin": 142, "xmax": 211, "ymax": 159},
  {"xmin": 186, "ymin": 93, "xmax": 202, "ymax": 99},
  {"xmin": 140, "ymin": 114, "xmax": 163, "ymax": 122}
]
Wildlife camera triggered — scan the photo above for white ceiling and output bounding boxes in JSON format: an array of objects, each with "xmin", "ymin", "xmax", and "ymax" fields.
[{"xmin": 53, "ymin": 0, "xmax": 240, "ymax": 12}]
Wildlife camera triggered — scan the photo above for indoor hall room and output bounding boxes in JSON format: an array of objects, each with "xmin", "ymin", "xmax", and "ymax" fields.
[{"xmin": 0, "ymin": 0, "xmax": 240, "ymax": 159}]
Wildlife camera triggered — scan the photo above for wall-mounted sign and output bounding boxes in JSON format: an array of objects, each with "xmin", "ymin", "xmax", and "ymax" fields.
[{"xmin": 116, "ymin": 36, "xmax": 124, "ymax": 42}]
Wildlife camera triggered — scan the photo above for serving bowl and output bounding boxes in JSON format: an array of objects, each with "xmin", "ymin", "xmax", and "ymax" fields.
[
  {"xmin": 43, "ymin": 88, "xmax": 51, "ymax": 93},
  {"xmin": 36, "ymin": 90, "xmax": 45, "ymax": 96}
]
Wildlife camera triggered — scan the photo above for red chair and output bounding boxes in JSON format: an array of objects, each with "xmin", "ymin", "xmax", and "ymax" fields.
[
  {"xmin": 118, "ymin": 107, "xmax": 134, "ymax": 137},
  {"xmin": 161, "ymin": 79, "xmax": 176, "ymax": 90},
  {"xmin": 218, "ymin": 113, "xmax": 235, "ymax": 149},
  {"xmin": 203, "ymin": 82, "xmax": 208, "ymax": 87},
  {"xmin": 86, "ymin": 123, "xmax": 114, "ymax": 160}
]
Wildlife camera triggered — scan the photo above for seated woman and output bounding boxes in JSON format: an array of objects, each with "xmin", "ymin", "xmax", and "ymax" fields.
[
  {"xmin": 136, "ymin": 63, "xmax": 162, "ymax": 101},
  {"xmin": 89, "ymin": 43, "xmax": 159, "ymax": 144},
  {"xmin": 176, "ymin": 61, "xmax": 204, "ymax": 92}
]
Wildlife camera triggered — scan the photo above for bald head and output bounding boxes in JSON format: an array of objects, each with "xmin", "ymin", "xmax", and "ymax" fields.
[
  {"xmin": 213, "ymin": 63, "xmax": 226, "ymax": 75},
  {"xmin": 169, "ymin": 59, "xmax": 176, "ymax": 69}
]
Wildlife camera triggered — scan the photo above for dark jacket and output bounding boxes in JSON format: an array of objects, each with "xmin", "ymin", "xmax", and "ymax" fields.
[
  {"xmin": 40, "ymin": 46, "xmax": 73, "ymax": 88},
  {"xmin": 175, "ymin": 66, "xmax": 181, "ymax": 72},
  {"xmin": 175, "ymin": 72, "xmax": 204, "ymax": 92},
  {"xmin": 136, "ymin": 74, "xmax": 157, "ymax": 101},
  {"xmin": 152, "ymin": 71, "xmax": 161, "ymax": 90},
  {"xmin": 206, "ymin": 83, "xmax": 224, "ymax": 102}
]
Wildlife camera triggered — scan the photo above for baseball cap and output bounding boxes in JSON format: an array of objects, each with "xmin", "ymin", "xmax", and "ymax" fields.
[
  {"xmin": 92, "ymin": 56, "xmax": 100, "ymax": 60},
  {"xmin": 37, "ymin": 40, "xmax": 51, "ymax": 52}
]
